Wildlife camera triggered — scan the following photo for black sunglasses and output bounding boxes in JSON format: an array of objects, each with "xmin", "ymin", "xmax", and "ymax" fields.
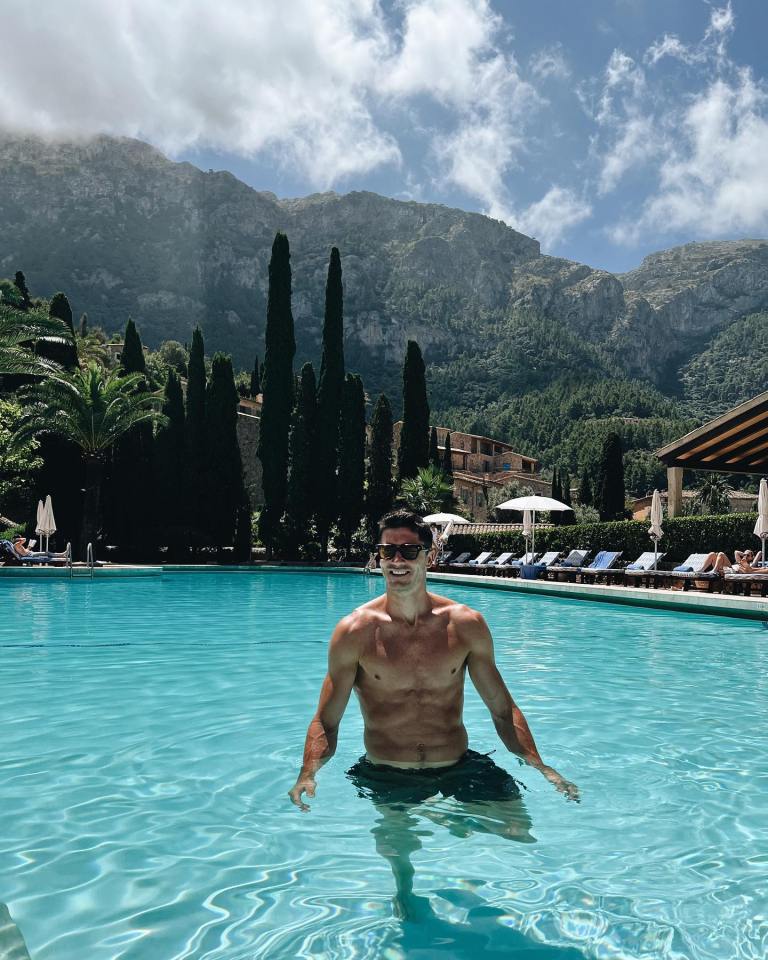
[{"xmin": 377, "ymin": 543, "xmax": 429, "ymax": 561}]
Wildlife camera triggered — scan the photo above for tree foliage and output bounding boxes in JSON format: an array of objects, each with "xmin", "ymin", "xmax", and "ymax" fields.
[
  {"xmin": 337, "ymin": 373, "xmax": 366, "ymax": 551},
  {"xmin": 366, "ymin": 393, "xmax": 394, "ymax": 538},
  {"xmin": 283, "ymin": 362, "xmax": 316, "ymax": 556},
  {"xmin": 398, "ymin": 340, "xmax": 429, "ymax": 482},
  {"xmin": 258, "ymin": 232, "xmax": 296, "ymax": 555},
  {"xmin": 314, "ymin": 247, "xmax": 345, "ymax": 557}
]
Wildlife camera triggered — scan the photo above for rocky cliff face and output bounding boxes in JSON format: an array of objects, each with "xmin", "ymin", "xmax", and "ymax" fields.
[{"xmin": 1, "ymin": 134, "xmax": 767, "ymax": 395}]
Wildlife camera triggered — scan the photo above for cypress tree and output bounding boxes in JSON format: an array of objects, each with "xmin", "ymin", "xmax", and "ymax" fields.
[
  {"xmin": 13, "ymin": 271, "xmax": 30, "ymax": 309},
  {"xmin": 338, "ymin": 374, "xmax": 366, "ymax": 553},
  {"xmin": 104, "ymin": 318, "xmax": 154, "ymax": 554},
  {"xmin": 366, "ymin": 393, "xmax": 394, "ymax": 540},
  {"xmin": 578, "ymin": 469, "xmax": 593, "ymax": 506},
  {"xmin": 561, "ymin": 467, "xmax": 575, "ymax": 524},
  {"xmin": 120, "ymin": 317, "xmax": 146, "ymax": 376},
  {"xmin": 550, "ymin": 467, "xmax": 562, "ymax": 525},
  {"xmin": 205, "ymin": 353, "xmax": 247, "ymax": 547},
  {"xmin": 38, "ymin": 292, "xmax": 78, "ymax": 369},
  {"xmin": 595, "ymin": 431, "xmax": 625, "ymax": 521},
  {"xmin": 314, "ymin": 247, "xmax": 345, "ymax": 559},
  {"xmin": 250, "ymin": 354, "xmax": 261, "ymax": 397},
  {"xmin": 154, "ymin": 368, "xmax": 187, "ymax": 553},
  {"xmin": 283, "ymin": 363, "xmax": 317, "ymax": 557},
  {"xmin": 257, "ymin": 232, "xmax": 296, "ymax": 557},
  {"xmin": 429, "ymin": 426, "xmax": 440, "ymax": 470},
  {"xmin": 186, "ymin": 327, "xmax": 206, "ymax": 448},
  {"xmin": 442, "ymin": 431, "xmax": 454, "ymax": 480},
  {"xmin": 79, "ymin": 313, "xmax": 88, "ymax": 337},
  {"xmin": 398, "ymin": 340, "xmax": 430, "ymax": 483}
]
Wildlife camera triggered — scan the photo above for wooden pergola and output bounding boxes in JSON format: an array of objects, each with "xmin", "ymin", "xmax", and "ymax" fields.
[{"xmin": 657, "ymin": 390, "xmax": 768, "ymax": 516}]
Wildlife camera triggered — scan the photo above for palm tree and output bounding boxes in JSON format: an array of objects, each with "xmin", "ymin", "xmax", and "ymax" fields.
[
  {"xmin": 11, "ymin": 362, "xmax": 166, "ymax": 555},
  {"xmin": 696, "ymin": 474, "xmax": 731, "ymax": 515},
  {"xmin": 400, "ymin": 465, "xmax": 455, "ymax": 516},
  {"xmin": 0, "ymin": 305, "xmax": 74, "ymax": 376}
]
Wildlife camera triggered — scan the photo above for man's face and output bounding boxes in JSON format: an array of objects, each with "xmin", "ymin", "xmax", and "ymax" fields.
[{"xmin": 378, "ymin": 527, "xmax": 435, "ymax": 591}]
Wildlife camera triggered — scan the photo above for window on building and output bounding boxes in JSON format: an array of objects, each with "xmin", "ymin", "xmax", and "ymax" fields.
[
  {"xmin": 461, "ymin": 488, "xmax": 469, "ymax": 503},
  {"xmin": 476, "ymin": 491, "xmax": 483, "ymax": 506}
]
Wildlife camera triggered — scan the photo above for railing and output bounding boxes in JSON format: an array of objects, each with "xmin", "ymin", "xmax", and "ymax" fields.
[
  {"xmin": 66, "ymin": 542, "xmax": 73, "ymax": 578},
  {"xmin": 86, "ymin": 542, "xmax": 94, "ymax": 579}
]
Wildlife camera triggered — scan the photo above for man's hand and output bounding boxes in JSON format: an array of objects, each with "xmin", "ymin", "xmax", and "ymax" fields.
[
  {"xmin": 540, "ymin": 765, "xmax": 580, "ymax": 802},
  {"xmin": 288, "ymin": 775, "xmax": 317, "ymax": 812}
]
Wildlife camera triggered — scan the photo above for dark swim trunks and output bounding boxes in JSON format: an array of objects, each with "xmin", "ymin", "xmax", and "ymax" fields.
[{"xmin": 346, "ymin": 749, "xmax": 524, "ymax": 806}]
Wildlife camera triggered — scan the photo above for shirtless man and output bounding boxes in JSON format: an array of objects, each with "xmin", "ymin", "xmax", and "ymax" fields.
[{"xmin": 289, "ymin": 510, "xmax": 578, "ymax": 812}]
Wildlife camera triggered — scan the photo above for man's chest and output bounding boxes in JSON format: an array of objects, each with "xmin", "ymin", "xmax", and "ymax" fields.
[{"xmin": 358, "ymin": 626, "xmax": 468, "ymax": 691}]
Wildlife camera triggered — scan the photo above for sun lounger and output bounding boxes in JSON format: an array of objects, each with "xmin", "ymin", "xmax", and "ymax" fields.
[
  {"xmin": 623, "ymin": 551, "xmax": 667, "ymax": 587},
  {"xmin": 664, "ymin": 554, "xmax": 724, "ymax": 592},
  {"xmin": 723, "ymin": 572, "xmax": 768, "ymax": 596},
  {"xmin": 0, "ymin": 540, "xmax": 68, "ymax": 566},
  {"xmin": 576, "ymin": 550, "xmax": 624, "ymax": 583},
  {"xmin": 442, "ymin": 551, "xmax": 472, "ymax": 568},
  {"xmin": 543, "ymin": 549, "xmax": 590, "ymax": 580},
  {"xmin": 458, "ymin": 551, "xmax": 495, "ymax": 568},
  {"xmin": 476, "ymin": 551, "xmax": 515, "ymax": 575}
]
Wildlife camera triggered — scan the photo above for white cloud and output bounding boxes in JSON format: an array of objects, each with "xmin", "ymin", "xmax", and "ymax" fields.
[
  {"xmin": 598, "ymin": 115, "xmax": 660, "ymax": 195},
  {"xmin": 530, "ymin": 45, "xmax": 570, "ymax": 82},
  {"xmin": 634, "ymin": 72, "xmax": 768, "ymax": 237},
  {"xmin": 515, "ymin": 187, "xmax": 592, "ymax": 247},
  {"xmin": 0, "ymin": 0, "xmax": 402, "ymax": 187}
]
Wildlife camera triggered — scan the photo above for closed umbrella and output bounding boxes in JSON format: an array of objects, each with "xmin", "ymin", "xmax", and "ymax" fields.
[
  {"xmin": 754, "ymin": 477, "xmax": 768, "ymax": 566},
  {"xmin": 40, "ymin": 494, "xmax": 57, "ymax": 552},
  {"xmin": 648, "ymin": 489, "xmax": 663, "ymax": 569},
  {"xmin": 522, "ymin": 509, "xmax": 533, "ymax": 557},
  {"xmin": 495, "ymin": 494, "xmax": 572, "ymax": 554},
  {"xmin": 34, "ymin": 499, "xmax": 45, "ymax": 546}
]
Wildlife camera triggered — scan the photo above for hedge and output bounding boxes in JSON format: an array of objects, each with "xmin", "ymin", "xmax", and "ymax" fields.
[{"xmin": 445, "ymin": 514, "xmax": 762, "ymax": 566}]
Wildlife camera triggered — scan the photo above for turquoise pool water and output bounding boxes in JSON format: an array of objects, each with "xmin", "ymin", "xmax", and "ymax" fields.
[{"xmin": 1, "ymin": 571, "xmax": 766, "ymax": 959}]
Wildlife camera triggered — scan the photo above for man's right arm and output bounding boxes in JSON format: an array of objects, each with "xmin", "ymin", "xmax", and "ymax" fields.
[{"xmin": 288, "ymin": 617, "xmax": 359, "ymax": 811}]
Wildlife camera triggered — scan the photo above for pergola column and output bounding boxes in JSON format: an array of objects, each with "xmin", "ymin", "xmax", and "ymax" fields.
[{"xmin": 667, "ymin": 466, "xmax": 683, "ymax": 517}]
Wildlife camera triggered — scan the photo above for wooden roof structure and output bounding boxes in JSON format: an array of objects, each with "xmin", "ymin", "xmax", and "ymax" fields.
[{"xmin": 657, "ymin": 390, "xmax": 768, "ymax": 474}]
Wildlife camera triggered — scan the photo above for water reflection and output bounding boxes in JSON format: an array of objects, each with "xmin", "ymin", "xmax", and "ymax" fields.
[
  {"xmin": 366, "ymin": 795, "xmax": 583, "ymax": 957},
  {"xmin": 0, "ymin": 903, "xmax": 31, "ymax": 960}
]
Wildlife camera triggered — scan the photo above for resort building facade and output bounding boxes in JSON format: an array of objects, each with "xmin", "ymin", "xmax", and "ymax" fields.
[{"xmin": 393, "ymin": 423, "xmax": 548, "ymax": 520}]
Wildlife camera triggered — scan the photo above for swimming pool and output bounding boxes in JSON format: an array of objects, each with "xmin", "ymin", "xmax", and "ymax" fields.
[{"xmin": 1, "ymin": 571, "xmax": 766, "ymax": 959}]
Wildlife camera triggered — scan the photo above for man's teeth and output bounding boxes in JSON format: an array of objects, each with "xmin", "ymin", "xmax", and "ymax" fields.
[{"xmin": 390, "ymin": 570, "xmax": 409, "ymax": 576}]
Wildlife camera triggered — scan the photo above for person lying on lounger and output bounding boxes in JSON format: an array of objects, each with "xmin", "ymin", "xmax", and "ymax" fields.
[
  {"xmin": 701, "ymin": 549, "xmax": 763, "ymax": 575},
  {"xmin": 11, "ymin": 535, "xmax": 68, "ymax": 560}
]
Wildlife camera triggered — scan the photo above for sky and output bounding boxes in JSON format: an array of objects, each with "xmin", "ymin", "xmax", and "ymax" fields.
[{"xmin": 2, "ymin": 0, "xmax": 767, "ymax": 272}]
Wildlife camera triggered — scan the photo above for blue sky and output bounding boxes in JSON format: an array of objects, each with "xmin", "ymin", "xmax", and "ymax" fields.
[{"xmin": 3, "ymin": 1, "xmax": 767, "ymax": 272}]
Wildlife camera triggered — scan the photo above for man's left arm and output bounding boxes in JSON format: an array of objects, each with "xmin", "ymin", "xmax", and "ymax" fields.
[{"xmin": 463, "ymin": 609, "xmax": 580, "ymax": 801}]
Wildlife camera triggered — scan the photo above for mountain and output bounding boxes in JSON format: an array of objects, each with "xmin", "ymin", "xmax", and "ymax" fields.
[{"xmin": 1, "ymin": 133, "xmax": 767, "ymax": 486}]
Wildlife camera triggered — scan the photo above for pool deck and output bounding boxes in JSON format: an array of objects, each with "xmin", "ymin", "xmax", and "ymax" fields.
[{"xmin": 2, "ymin": 563, "xmax": 767, "ymax": 620}]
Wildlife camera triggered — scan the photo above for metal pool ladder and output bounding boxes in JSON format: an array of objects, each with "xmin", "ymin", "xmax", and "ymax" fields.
[{"xmin": 67, "ymin": 542, "xmax": 95, "ymax": 579}]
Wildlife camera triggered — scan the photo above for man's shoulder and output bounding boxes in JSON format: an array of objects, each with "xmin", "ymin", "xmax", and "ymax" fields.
[
  {"xmin": 334, "ymin": 597, "xmax": 388, "ymax": 637},
  {"xmin": 429, "ymin": 592, "xmax": 485, "ymax": 625}
]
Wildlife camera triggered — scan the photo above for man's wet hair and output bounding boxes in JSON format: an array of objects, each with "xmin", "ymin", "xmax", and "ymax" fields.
[{"xmin": 377, "ymin": 510, "xmax": 433, "ymax": 549}]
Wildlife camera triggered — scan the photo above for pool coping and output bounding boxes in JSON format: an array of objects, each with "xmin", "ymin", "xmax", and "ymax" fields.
[
  {"xmin": 424, "ymin": 570, "xmax": 768, "ymax": 621},
  {"xmin": 2, "ymin": 563, "xmax": 767, "ymax": 621}
]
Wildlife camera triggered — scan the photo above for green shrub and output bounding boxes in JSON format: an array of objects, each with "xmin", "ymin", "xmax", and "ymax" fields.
[{"xmin": 445, "ymin": 513, "xmax": 760, "ymax": 565}]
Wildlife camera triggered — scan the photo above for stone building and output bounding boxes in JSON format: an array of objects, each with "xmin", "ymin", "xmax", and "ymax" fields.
[{"xmin": 393, "ymin": 423, "xmax": 548, "ymax": 520}]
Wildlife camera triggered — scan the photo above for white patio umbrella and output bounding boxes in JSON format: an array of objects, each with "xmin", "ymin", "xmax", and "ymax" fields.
[
  {"xmin": 423, "ymin": 512, "xmax": 465, "ymax": 547},
  {"xmin": 34, "ymin": 499, "xmax": 45, "ymax": 547},
  {"xmin": 40, "ymin": 494, "xmax": 57, "ymax": 552},
  {"xmin": 754, "ymin": 477, "xmax": 768, "ymax": 565},
  {"xmin": 422, "ymin": 513, "xmax": 466, "ymax": 525},
  {"xmin": 648, "ymin": 489, "xmax": 663, "ymax": 568},
  {"xmin": 494, "ymin": 494, "xmax": 572, "ymax": 554}
]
